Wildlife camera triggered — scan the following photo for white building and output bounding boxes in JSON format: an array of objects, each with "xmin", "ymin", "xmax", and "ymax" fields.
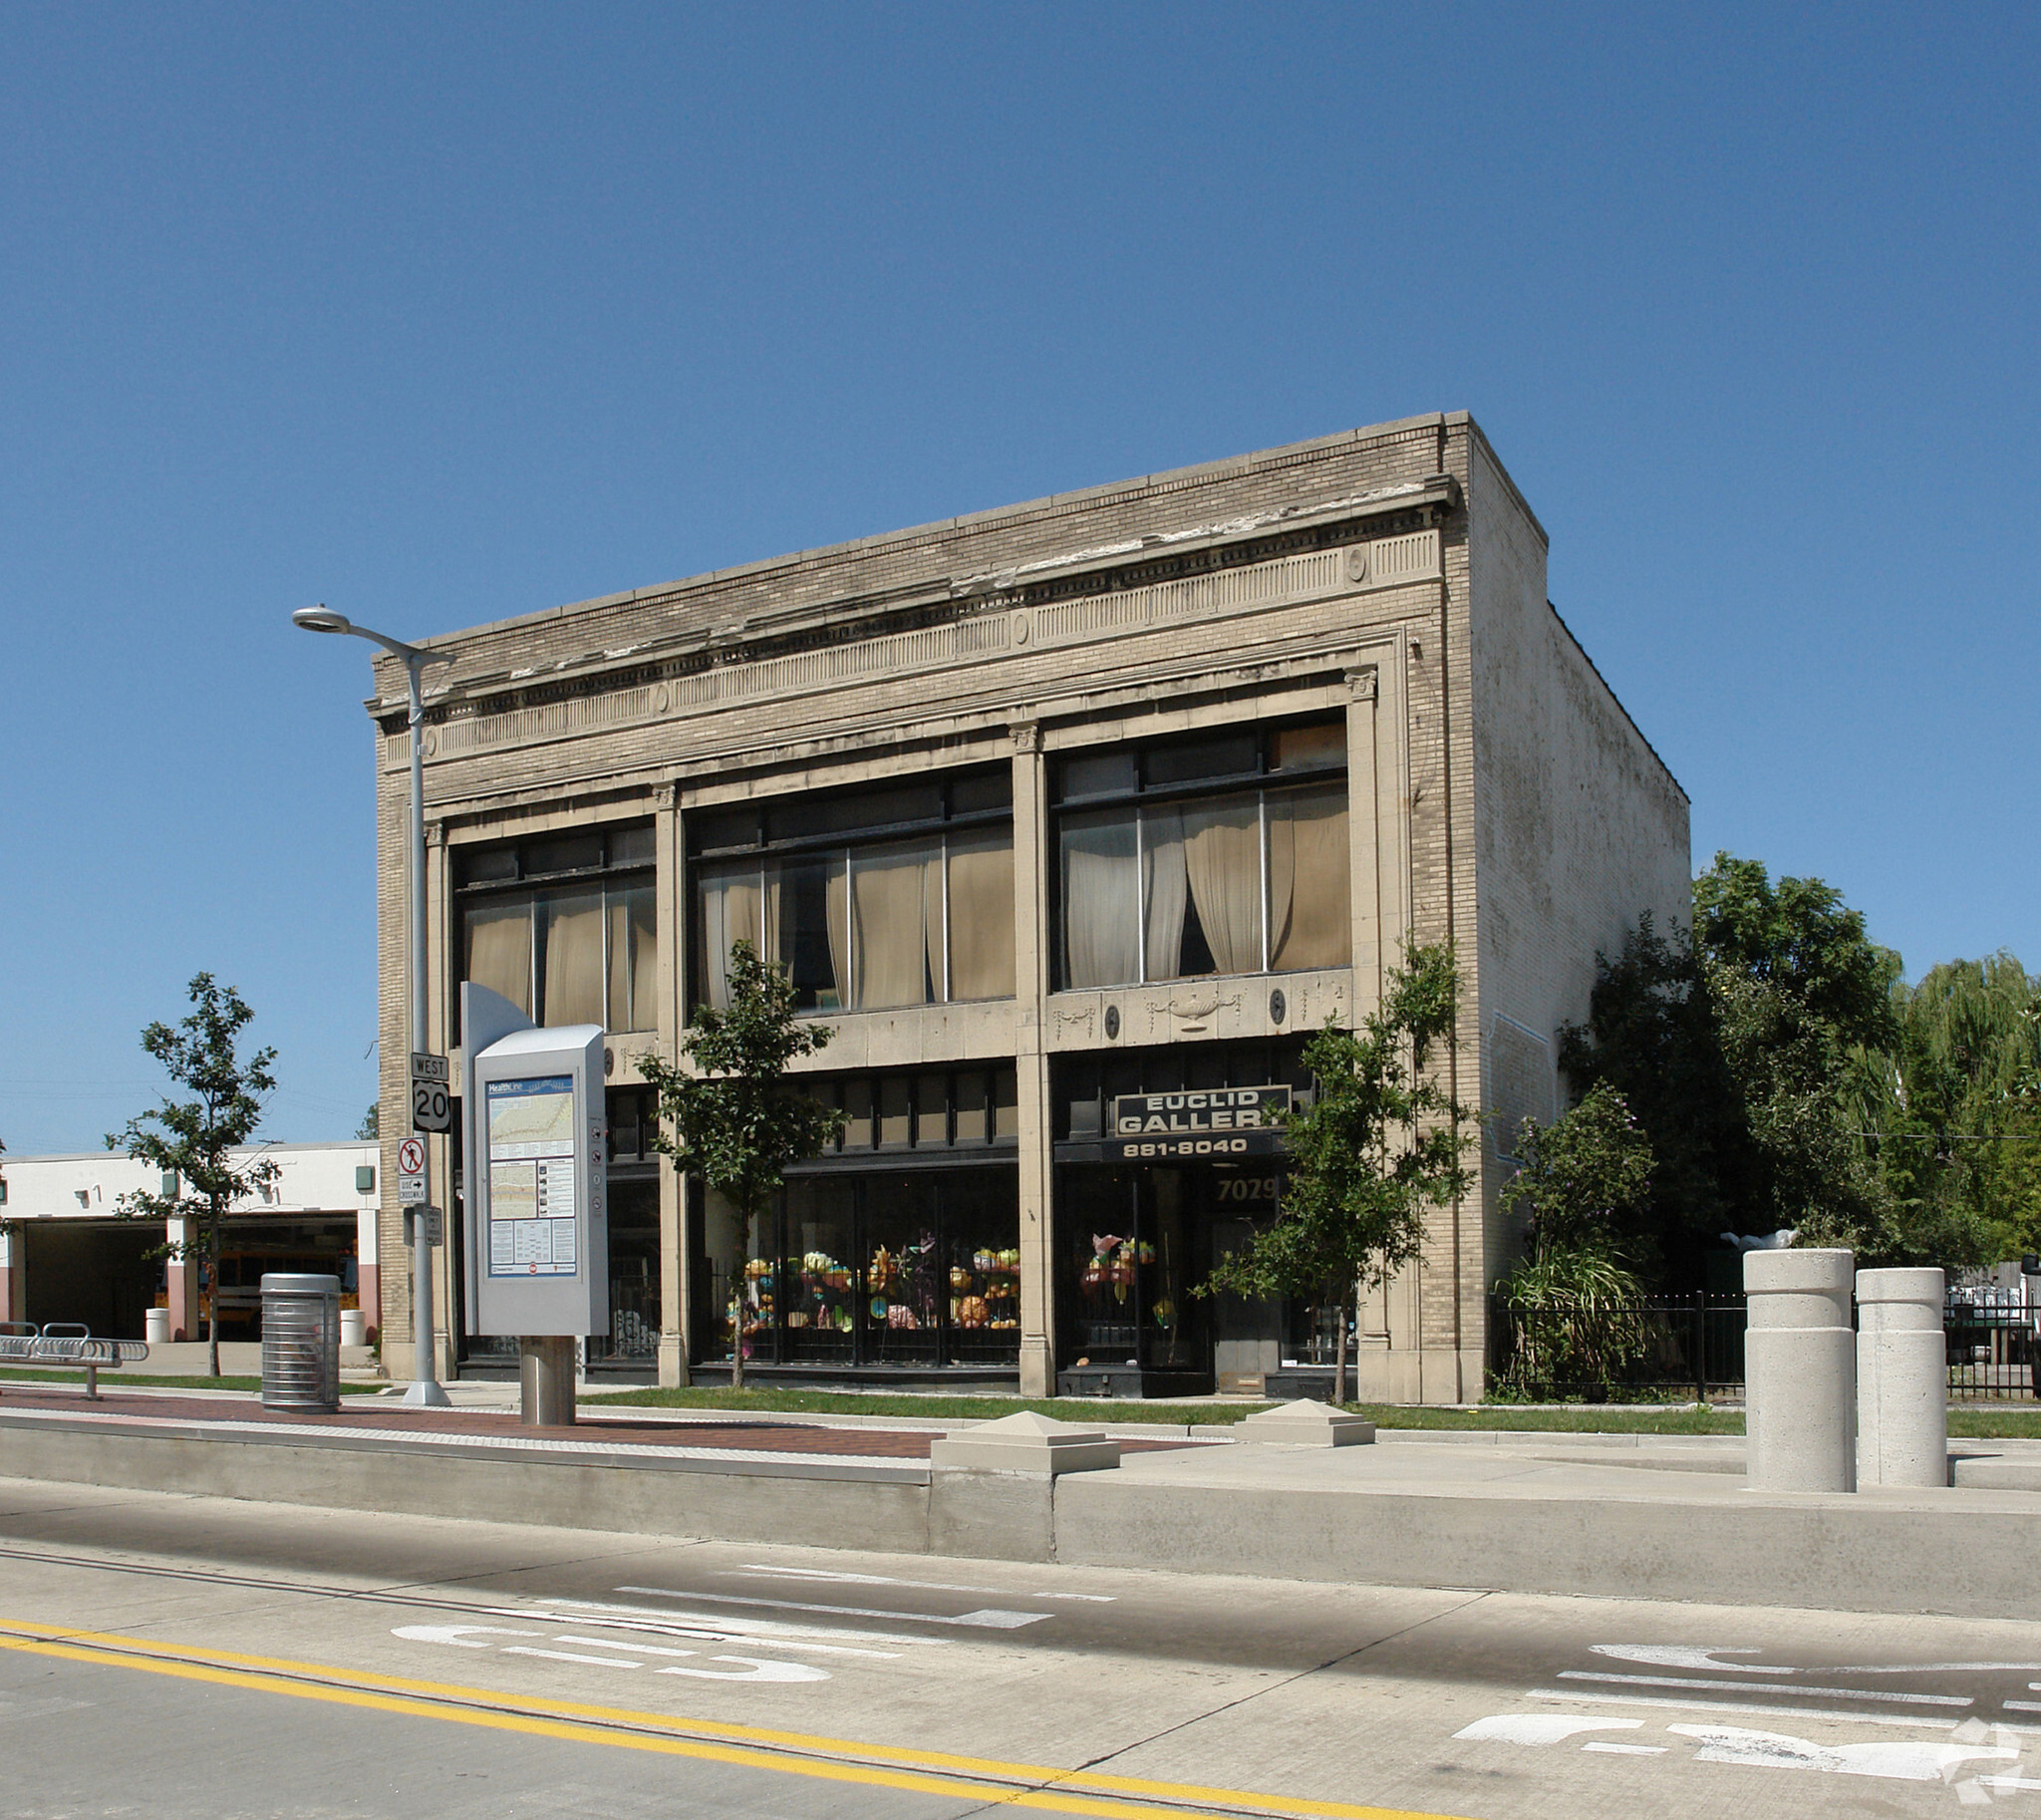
[{"xmin": 0, "ymin": 1142, "xmax": 380, "ymax": 1342}]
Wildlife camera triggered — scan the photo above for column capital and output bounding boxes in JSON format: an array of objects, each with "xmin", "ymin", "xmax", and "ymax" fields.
[
  {"xmin": 1009, "ymin": 720, "xmax": 1042, "ymax": 755},
  {"xmin": 1344, "ymin": 665, "xmax": 1379, "ymax": 703}
]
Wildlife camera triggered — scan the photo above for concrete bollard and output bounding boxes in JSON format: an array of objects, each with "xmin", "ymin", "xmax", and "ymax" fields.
[
  {"xmin": 1856, "ymin": 1267, "xmax": 1947, "ymax": 1487},
  {"xmin": 1744, "ymin": 1248, "xmax": 1855, "ymax": 1493}
]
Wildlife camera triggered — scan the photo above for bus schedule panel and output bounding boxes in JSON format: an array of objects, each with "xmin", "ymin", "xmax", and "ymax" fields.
[
  {"xmin": 467, "ymin": 1021, "xmax": 608, "ymax": 1340},
  {"xmin": 485, "ymin": 1076, "xmax": 579, "ymax": 1277}
]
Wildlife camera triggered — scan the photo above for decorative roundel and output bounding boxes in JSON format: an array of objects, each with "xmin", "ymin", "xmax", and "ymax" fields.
[
  {"xmin": 1345, "ymin": 544, "xmax": 1370, "ymax": 584},
  {"xmin": 1010, "ymin": 611, "xmax": 1031, "ymax": 646},
  {"xmin": 1270, "ymin": 989, "xmax": 1287, "ymax": 1026},
  {"xmin": 422, "ymin": 731, "xmax": 438, "ymax": 758},
  {"xmin": 653, "ymin": 683, "xmax": 671, "ymax": 714},
  {"xmin": 1103, "ymin": 1005, "xmax": 1120, "ymax": 1040}
]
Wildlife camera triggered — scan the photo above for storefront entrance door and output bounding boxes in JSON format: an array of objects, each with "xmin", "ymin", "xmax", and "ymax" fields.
[{"xmin": 1209, "ymin": 1216, "xmax": 1282, "ymax": 1394}]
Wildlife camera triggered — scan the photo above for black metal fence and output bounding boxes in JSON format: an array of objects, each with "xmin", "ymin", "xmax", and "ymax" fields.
[
  {"xmin": 1944, "ymin": 1283, "xmax": 2039, "ymax": 1402},
  {"xmin": 1488, "ymin": 1294, "xmax": 1748, "ymax": 1402},
  {"xmin": 1488, "ymin": 1288, "xmax": 2040, "ymax": 1403}
]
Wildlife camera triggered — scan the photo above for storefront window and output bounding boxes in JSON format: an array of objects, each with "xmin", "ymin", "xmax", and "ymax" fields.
[
  {"xmin": 785, "ymin": 1179, "xmax": 857, "ymax": 1363},
  {"xmin": 1055, "ymin": 1167, "xmax": 1210, "ymax": 1372},
  {"xmin": 590, "ymin": 1177, "xmax": 659, "ymax": 1364},
  {"xmin": 695, "ymin": 1167, "xmax": 1019, "ymax": 1369},
  {"xmin": 860, "ymin": 1175, "xmax": 940, "ymax": 1364}
]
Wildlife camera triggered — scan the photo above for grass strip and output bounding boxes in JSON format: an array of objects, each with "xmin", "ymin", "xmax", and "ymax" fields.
[{"xmin": 584, "ymin": 1383, "xmax": 1751, "ymax": 1433}]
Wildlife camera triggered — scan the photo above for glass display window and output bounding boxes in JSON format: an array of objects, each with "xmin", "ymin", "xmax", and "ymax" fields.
[
  {"xmin": 1055, "ymin": 1165, "xmax": 1211, "ymax": 1372},
  {"xmin": 589, "ymin": 1177, "xmax": 660, "ymax": 1364},
  {"xmin": 859, "ymin": 1174, "xmax": 941, "ymax": 1364},
  {"xmin": 703, "ymin": 1188, "xmax": 782, "ymax": 1367},
  {"xmin": 785, "ymin": 1179, "xmax": 857, "ymax": 1363},
  {"xmin": 943, "ymin": 1172, "xmax": 1022, "ymax": 1365},
  {"xmin": 692, "ymin": 1165, "xmax": 1020, "ymax": 1370}
]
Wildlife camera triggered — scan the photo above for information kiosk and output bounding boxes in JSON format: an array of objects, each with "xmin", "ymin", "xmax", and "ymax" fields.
[{"xmin": 462, "ymin": 990, "xmax": 608, "ymax": 1423}]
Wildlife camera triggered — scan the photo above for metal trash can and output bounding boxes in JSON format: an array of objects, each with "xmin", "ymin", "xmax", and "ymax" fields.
[{"xmin": 260, "ymin": 1273, "xmax": 342, "ymax": 1412}]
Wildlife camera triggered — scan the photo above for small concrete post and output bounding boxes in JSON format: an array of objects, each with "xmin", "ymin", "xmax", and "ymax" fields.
[
  {"xmin": 1856, "ymin": 1266, "xmax": 1946, "ymax": 1487},
  {"xmin": 1744, "ymin": 1248, "xmax": 1855, "ymax": 1493},
  {"xmin": 520, "ymin": 1336, "xmax": 576, "ymax": 1426}
]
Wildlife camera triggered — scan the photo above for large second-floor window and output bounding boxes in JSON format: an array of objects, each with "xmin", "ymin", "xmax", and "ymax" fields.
[
  {"xmin": 1055, "ymin": 721, "xmax": 1349, "ymax": 990},
  {"xmin": 457, "ymin": 824, "xmax": 657, "ymax": 1035},
  {"xmin": 692, "ymin": 771, "xmax": 1016, "ymax": 1013}
]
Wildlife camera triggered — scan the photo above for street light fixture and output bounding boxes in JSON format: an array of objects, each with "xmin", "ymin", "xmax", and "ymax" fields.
[{"xmin": 293, "ymin": 604, "xmax": 454, "ymax": 1408}]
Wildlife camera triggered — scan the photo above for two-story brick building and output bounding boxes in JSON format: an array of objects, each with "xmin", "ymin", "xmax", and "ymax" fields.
[{"xmin": 364, "ymin": 412, "xmax": 1688, "ymax": 1401}]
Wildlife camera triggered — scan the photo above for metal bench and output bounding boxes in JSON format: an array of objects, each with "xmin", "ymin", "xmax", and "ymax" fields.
[{"xmin": 0, "ymin": 1323, "xmax": 149, "ymax": 1399}]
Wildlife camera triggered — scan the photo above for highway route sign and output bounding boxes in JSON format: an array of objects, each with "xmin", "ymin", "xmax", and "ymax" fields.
[{"xmin": 411, "ymin": 1052, "xmax": 451, "ymax": 1134}]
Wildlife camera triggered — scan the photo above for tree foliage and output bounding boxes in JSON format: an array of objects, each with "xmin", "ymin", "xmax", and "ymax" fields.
[
  {"xmin": 1500, "ymin": 1082, "xmax": 1652, "ymax": 1258},
  {"xmin": 106, "ymin": 975, "xmax": 278, "ymax": 1374},
  {"xmin": 1565, "ymin": 853, "xmax": 2012, "ymax": 1283},
  {"xmin": 1842, "ymin": 954, "xmax": 2041, "ymax": 1265},
  {"xmin": 639, "ymin": 941, "xmax": 843, "ymax": 1389},
  {"xmin": 1492, "ymin": 1084, "xmax": 1653, "ymax": 1396},
  {"xmin": 1202, "ymin": 940, "xmax": 1474, "ymax": 1404}
]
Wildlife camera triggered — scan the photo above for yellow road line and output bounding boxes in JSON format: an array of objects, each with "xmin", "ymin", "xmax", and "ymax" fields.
[{"xmin": 0, "ymin": 1617, "xmax": 1476, "ymax": 1820}]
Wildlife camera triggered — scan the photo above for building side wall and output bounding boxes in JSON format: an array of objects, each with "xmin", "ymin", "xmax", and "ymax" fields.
[{"xmin": 1465, "ymin": 432, "xmax": 1692, "ymax": 1297}]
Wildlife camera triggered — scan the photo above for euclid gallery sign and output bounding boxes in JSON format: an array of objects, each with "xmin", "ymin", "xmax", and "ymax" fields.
[{"xmin": 1104, "ymin": 1086, "xmax": 1292, "ymax": 1159}]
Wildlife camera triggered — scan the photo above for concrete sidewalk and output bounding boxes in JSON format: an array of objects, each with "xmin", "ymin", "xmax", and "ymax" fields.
[{"xmin": 4, "ymin": 1383, "xmax": 2038, "ymax": 1621}]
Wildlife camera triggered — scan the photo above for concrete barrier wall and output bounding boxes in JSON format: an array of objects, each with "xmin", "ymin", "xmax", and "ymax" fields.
[
  {"xmin": 4, "ymin": 1420, "xmax": 2034, "ymax": 1620},
  {"xmin": 0, "ymin": 1424, "xmax": 933, "ymax": 1554},
  {"xmin": 1052, "ymin": 1477, "xmax": 2034, "ymax": 1619}
]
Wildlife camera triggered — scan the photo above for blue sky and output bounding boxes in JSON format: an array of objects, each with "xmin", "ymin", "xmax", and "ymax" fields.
[{"xmin": 3, "ymin": 3, "xmax": 2036, "ymax": 1153}]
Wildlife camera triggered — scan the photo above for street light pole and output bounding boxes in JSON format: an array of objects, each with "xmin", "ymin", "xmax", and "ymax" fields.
[{"xmin": 293, "ymin": 605, "xmax": 453, "ymax": 1407}]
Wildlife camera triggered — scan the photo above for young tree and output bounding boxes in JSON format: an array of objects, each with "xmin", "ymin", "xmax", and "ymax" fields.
[
  {"xmin": 1501, "ymin": 1082, "xmax": 1652, "ymax": 1257},
  {"xmin": 1493, "ymin": 1084, "xmax": 1654, "ymax": 1397},
  {"xmin": 639, "ymin": 941, "xmax": 843, "ymax": 1391},
  {"xmin": 356, "ymin": 1101, "xmax": 381, "ymax": 1141},
  {"xmin": 107, "ymin": 975, "xmax": 278, "ymax": 1376},
  {"xmin": 1202, "ymin": 941, "xmax": 1475, "ymax": 1405}
]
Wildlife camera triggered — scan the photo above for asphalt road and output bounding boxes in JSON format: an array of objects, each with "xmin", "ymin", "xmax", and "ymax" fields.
[{"xmin": 1, "ymin": 1473, "xmax": 2038, "ymax": 1818}]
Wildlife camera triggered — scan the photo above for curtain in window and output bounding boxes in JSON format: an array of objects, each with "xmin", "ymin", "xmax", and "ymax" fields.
[
  {"xmin": 852, "ymin": 838, "xmax": 932, "ymax": 1009},
  {"xmin": 1181, "ymin": 799, "xmax": 1262, "ymax": 974},
  {"xmin": 1268, "ymin": 784, "xmax": 1351, "ymax": 971},
  {"xmin": 464, "ymin": 901, "xmax": 532, "ymax": 1016},
  {"xmin": 541, "ymin": 890, "xmax": 606, "ymax": 1026},
  {"xmin": 825, "ymin": 857, "xmax": 851, "ymax": 1010},
  {"xmin": 699, "ymin": 866, "xmax": 763, "ymax": 1010},
  {"xmin": 1060, "ymin": 809, "xmax": 1139, "ymax": 988},
  {"xmin": 773, "ymin": 854, "xmax": 846, "ymax": 1010},
  {"xmin": 946, "ymin": 829, "xmax": 1016, "ymax": 1000},
  {"xmin": 1142, "ymin": 807, "xmax": 1189, "ymax": 982},
  {"xmin": 922, "ymin": 844, "xmax": 947, "ymax": 1005},
  {"xmin": 608, "ymin": 886, "xmax": 658, "ymax": 1032}
]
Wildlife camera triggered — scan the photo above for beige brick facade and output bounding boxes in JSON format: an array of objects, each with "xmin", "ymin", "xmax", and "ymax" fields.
[{"xmin": 367, "ymin": 412, "xmax": 1688, "ymax": 1402}]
